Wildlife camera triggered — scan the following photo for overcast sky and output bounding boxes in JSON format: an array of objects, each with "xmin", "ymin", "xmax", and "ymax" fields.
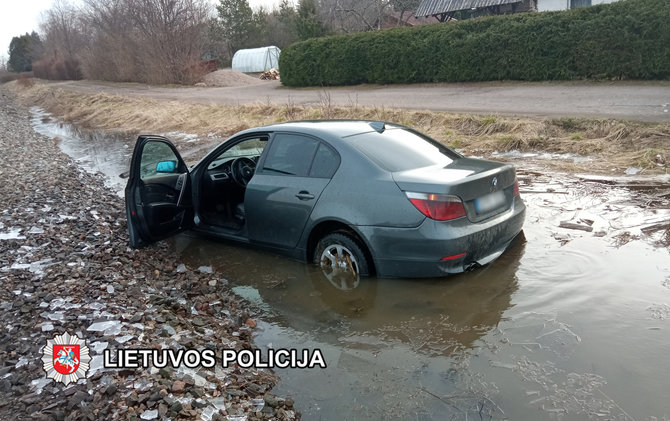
[{"xmin": 0, "ymin": 0, "xmax": 283, "ymax": 65}]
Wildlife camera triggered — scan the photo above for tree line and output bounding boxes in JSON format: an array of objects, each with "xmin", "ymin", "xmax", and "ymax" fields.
[{"xmin": 6, "ymin": 0, "xmax": 421, "ymax": 85}]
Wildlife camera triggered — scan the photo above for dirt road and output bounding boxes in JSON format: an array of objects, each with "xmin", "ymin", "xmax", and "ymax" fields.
[{"xmin": 48, "ymin": 79, "xmax": 670, "ymax": 122}]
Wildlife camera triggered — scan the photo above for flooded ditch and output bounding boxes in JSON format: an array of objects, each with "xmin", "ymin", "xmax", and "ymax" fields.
[{"xmin": 32, "ymin": 108, "xmax": 670, "ymax": 420}]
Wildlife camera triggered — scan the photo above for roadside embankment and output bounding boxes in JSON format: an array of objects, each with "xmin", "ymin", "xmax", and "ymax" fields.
[
  {"xmin": 0, "ymin": 86, "xmax": 298, "ymax": 420},
  {"xmin": 9, "ymin": 81, "xmax": 669, "ymax": 174}
]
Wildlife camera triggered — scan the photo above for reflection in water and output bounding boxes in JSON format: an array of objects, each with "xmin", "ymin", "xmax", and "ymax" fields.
[
  {"xmin": 170, "ymin": 233, "xmax": 526, "ymax": 419},
  {"xmin": 173, "ymin": 234, "xmax": 525, "ymax": 349},
  {"xmin": 32, "ymin": 108, "xmax": 670, "ymax": 420}
]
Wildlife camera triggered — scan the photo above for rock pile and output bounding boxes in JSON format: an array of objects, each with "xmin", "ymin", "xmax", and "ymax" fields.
[{"xmin": 0, "ymin": 86, "xmax": 298, "ymax": 420}]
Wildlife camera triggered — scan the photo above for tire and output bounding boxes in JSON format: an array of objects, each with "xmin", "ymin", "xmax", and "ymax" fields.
[{"xmin": 314, "ymin": 232, "xmax": 370, "ymax": 291}]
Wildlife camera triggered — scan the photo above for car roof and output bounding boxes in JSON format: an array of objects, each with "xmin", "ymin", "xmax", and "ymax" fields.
[{"xmin": 252, "ymin": 120, "xmax": 399, "ymax": 142}]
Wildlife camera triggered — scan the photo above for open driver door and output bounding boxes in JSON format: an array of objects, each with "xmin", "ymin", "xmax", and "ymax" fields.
[{"xmin": 125, "ymin": 135, "xmax": 191, "ymax": 248}]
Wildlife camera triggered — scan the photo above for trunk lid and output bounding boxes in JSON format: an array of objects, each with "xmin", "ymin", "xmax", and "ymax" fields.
[{"xmin": 393, "ymin": 158, "xmax": 517, "ymax": 223}]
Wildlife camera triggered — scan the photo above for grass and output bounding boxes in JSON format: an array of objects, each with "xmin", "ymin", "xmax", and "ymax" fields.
[{"xmin": 9, "ymin": 81, "xmax": 669, "ymax": 174}]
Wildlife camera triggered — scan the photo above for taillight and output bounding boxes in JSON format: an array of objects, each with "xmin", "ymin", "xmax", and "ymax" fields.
[
  {"xmin": 405, "ymin": 192, "xmax": 466, "ymax": 221},
  {"xmin": 513, "ymin": 179, "xmax": 520, "ymax": 197}
]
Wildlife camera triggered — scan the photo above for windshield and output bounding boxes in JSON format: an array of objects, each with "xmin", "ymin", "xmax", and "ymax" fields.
[{"xmin": 219, "ymin": 138, "xmax": 266, "ymax": 159}]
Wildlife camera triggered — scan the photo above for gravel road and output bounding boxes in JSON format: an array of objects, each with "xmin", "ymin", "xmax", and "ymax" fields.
[
  {"xmin": 46, "ymin": 79, "xmax": 670, "ymax": 122},
  {"xmin": 0, "ymin": 87, "xmax": 297, "ymax": 420}
]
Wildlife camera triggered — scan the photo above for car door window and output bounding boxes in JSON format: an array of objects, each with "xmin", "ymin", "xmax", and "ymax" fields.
[
  {"xmin": 140, "ymin": 141, "xmax": 181, "ymax": 180},
  {"xmin": 263, "ymin": 134, "xmax": 319, "ymax": 176},
  {"xmin": 309, "ymin": 143, "xmax": 340, "ymax": 178}
]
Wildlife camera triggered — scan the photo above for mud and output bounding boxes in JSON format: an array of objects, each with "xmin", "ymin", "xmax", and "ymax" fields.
[{"xmin": 30, "ymin": 108, "xmax": 670, "ymax": 420}]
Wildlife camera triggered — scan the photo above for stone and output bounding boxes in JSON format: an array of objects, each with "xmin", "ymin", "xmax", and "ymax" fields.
[{"xmin": 172, "ymin": 380, "xmax": 186, "ymax": 394}]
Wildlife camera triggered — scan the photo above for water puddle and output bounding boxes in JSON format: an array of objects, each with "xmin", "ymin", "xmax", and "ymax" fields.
[
  {"xmin": 30, "ymin": 107, "xmax": 135, "ymax": 196},
  {"xmin": 29, "ymin": 107, "xmax": 221, "ymax": 196},
  {"xmin": 32, "ymin": 110, "xmax": 670, "ymax": 420}
]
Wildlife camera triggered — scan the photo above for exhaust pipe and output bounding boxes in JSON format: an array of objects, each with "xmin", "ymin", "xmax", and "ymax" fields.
[{"xmin": 465, "ymin": 262, "xmax": 482, "ymax": 272}]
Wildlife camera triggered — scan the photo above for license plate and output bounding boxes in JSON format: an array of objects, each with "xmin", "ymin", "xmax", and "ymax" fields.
[{"xmin": 474, "ymin": 190, "xmax": 506, "ymax": 214}]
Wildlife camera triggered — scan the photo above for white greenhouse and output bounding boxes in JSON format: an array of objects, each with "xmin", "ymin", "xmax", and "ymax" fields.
[{"xmin": 231, "ymin": 46, "xmax": 280, "ymax": 73}]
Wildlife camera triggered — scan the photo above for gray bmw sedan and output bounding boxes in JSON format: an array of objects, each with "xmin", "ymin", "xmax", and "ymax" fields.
[{"xmin": 125, "ymin": 121, "xmax": 525, "ymax": 280}]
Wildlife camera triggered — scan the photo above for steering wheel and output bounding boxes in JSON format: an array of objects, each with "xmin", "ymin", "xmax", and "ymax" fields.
[{"xmin": 231, "ymin": 157, "xmax": 256, "ymax": 187}]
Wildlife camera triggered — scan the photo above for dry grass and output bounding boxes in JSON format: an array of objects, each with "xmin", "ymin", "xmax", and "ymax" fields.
[{"xmin": 10, "ymin": 81, "xmax": 670, "ymax": 174}]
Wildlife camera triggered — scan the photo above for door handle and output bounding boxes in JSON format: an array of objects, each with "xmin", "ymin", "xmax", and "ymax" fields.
[{"xmin": 295, "ymin": 191, "xmax": 315, "ymax": 200}]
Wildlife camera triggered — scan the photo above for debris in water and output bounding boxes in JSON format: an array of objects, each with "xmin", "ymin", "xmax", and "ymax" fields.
[
  {"xmin": 552, "ymin": 233, "xmax": 572, "ymax": 245},
  {"xmin": 647, "ymin": 304, "xmax": 670, "ymax": 320},
  {"xmin": 490, "ymin": 361, "xmax": 516, "ymax": 370},
  {"xmin": 559, "ymin": 221, "xmax": 594, "ymax": 232}
]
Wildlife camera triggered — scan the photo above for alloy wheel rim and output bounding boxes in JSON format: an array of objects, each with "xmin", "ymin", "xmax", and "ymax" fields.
[{"xmin": 319, "ymin": 244, "xmax": 360, "ymax": 291}]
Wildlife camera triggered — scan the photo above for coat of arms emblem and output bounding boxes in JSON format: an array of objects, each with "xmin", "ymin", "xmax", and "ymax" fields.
[{"xmin": 41, "ymin": 332, "xmax": 91, "ymax": 385}]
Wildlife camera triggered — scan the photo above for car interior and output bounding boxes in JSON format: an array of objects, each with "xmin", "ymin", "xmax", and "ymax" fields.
[{"xmin": 199, "ymin": 137, "xmax": 267, "ymax": 230}]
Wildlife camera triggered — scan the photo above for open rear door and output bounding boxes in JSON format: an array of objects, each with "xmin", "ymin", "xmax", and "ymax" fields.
[{"xmin": 125, "ymin": 135, "xmax": 191, "ymax": 248}]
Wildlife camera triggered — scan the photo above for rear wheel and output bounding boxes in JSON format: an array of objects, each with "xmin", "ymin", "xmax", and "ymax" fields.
[{"xmin": 314, "ymin": 232, "xmax": 370, "ymax": 291}]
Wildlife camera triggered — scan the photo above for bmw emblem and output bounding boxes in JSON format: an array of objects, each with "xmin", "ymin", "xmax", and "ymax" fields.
[{"xmin": 492, "ymin": 177, "xmax": 498, "ymax": 187}]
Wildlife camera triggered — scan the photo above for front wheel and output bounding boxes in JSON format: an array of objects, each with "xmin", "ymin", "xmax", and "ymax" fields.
[{"xmin": 314, "ymin": 233, "xmax": 370, "ymax": 291}]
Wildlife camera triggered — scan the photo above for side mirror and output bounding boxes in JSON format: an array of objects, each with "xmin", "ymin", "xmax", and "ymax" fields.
[{"xmin": 156, "ymin": 160, "xmax": 177, "ymax": 173}]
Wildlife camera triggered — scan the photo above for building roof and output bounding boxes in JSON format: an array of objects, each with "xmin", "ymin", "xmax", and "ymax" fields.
[{"xmin": 416, "ymin": 0, "xmax": 522, "ymax": 16}]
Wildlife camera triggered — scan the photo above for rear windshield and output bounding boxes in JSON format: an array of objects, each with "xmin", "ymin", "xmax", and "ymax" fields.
[{"xmin": 348, "ymin": 128, "xmax": 459, "ymax": 172}]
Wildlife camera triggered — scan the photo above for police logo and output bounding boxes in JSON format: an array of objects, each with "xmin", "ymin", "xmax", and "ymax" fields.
[{"xmin": 42, "ymin": 332, "xmax": 91, "ymax": 385}]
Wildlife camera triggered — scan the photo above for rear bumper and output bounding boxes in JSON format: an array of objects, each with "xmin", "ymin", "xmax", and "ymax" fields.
[{"xmin": 358, "ymin": 197, "xmax": 526, "ymax": 278}]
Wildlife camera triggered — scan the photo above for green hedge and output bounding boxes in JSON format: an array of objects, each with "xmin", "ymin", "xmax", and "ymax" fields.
[{"xmin": 279, "ymin": 0, "xmax": 670, "ymax": 86}]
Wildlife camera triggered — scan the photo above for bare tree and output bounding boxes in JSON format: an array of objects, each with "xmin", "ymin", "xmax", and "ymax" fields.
[
  {"xmin": 36, "ymin": 1, "xmax": 83, "ymax": 79},
  {"xmin": 320, "ymin": 0, "xmax": 392, "ymax": 33},
  {"xmin": 74, "ymin": 0, "xmax": 210, "ymax": 84},
  {"xmin": 129, "ymin": 0, "xmax": 211, "ymax": 84},
  {"xmin": 41, "ymin": 0, "xmax": 84, "ymax": 57},
  {"xmin": 78, "ymin": 0, "xmax": 139, "ymax": 82}
]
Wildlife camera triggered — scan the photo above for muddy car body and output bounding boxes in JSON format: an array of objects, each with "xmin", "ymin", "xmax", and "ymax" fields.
[{"xmin": 125, "ymin": 121, "xmax": 525, "ymax": 279}]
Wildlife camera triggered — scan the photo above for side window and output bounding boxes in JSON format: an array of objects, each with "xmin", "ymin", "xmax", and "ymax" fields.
[
  {"xmin": 309, "ymin": 143, "xmax": 340, "ymax": 178},
  {"xmin": 140, "ymin": 141, "xmax": 180, "ymax": 180},
  {"xmin": 263, "ymin": 134, "xmax": 319, "ymax": 176}
]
